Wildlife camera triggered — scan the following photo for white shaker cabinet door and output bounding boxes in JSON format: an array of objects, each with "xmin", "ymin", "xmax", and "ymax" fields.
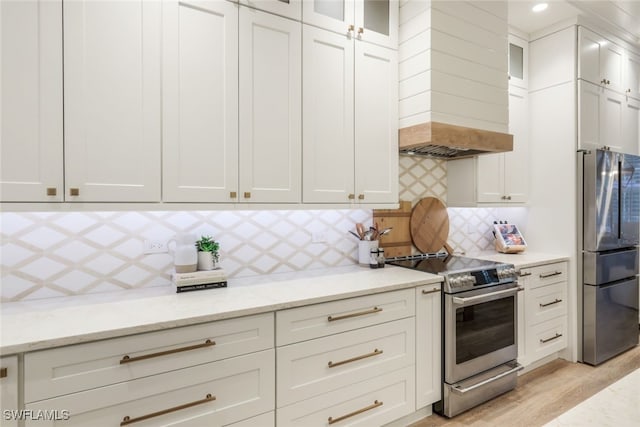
[
  {"xmin": 354, "ymin": 41, "xmax": 398, "ymax": 204},
  {"xmin": 0, "ymin": 0, "xmax": 63, "ymax": 202},
  {"xmin": 302, "ymin": 0, "xmax": 355, "ymax": 36},
  {"xmin": 163, "ymin": 0, "xmax": 238, "ymax": 203},
  {"xmin": 64, "ymin": 0, "xmax": 161, "ymax": 202},
  {"xmin": 302, "ymin": 25, "xmax": 355, "ymax": 203},
  {"xmin": 239, "ymin": 7, "xmax": 301, "ymax": 203},
  {"xmin": 623, "ymin": 96, "xmax": 640, "ymax": 155},
  {"xmin": 504, "ymin": 86, "xmax": 529, "ymax": 203}
]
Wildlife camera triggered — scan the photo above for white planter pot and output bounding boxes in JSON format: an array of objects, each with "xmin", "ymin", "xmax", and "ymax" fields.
[{"xmin": 197, "ymin": 252, "xmax": 218, "ymax": 271}]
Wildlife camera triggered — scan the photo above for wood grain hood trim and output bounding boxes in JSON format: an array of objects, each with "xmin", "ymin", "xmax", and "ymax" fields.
[{"xmin": 399, "ymin": 121, "xmax": 513, "ymax": 158}]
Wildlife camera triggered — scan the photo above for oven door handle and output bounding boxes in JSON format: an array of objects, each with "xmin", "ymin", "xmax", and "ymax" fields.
[
  {"xmin": 452, "ymin": 286, "xmax": 519, "ymax": 306},
  {"xmin": 451, "ymin": 363, "xmax": 523, "ymax": 394}
]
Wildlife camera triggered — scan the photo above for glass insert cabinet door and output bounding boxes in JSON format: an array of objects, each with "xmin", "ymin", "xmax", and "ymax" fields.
[{"xmin": 303, "ymin": 0, "xmax": 397, "ymax": 48}]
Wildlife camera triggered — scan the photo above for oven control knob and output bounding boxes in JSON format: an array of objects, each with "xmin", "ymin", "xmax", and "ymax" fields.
[{"xmin": 449, "ymin": 277, "xmax": 461, "ymax": 287}]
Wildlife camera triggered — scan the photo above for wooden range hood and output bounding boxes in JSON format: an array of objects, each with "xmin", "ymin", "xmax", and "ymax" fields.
[{"xmin": 398, "ymin": 121, "xmax": 513, "ymax": 159}]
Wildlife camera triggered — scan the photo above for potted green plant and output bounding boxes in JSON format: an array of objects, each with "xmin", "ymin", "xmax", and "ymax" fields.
[{"xmin": 195, "ymin": 235, "xmax": 220, "ymax": 270}]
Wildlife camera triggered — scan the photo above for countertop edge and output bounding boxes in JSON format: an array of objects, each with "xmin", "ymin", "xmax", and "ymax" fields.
[{"xmin": 1, "ymin": 268, "xmax": 442, "ymax": 355}]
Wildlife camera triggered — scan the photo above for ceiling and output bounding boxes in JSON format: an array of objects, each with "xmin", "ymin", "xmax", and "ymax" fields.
[{"xmin": 508, "ymin": 0, "xmax": 640, "ymax": 47}]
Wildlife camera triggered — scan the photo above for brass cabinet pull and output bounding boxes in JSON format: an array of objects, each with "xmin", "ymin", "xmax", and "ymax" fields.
[
  {"xmin": 600, "ymin": 78, "xmax": 610, "ymax": 85},
  {"xmin": 46, "ymin": 187, "xmax": 57, "ymax": 196},
  {"xmin": 69, "ymin": 188, "xmax": 79, "ymax": 196},
  {"xmin": 120, "ymin": 339, "xmax": 215, "ymax": 364},
  {"xmin": 357, "ymin": 27, "xmax": 364, "ymax": 35},
  {"xmin": 348, "ymin": 193, "xmax": 355, "ymax": 200},
  {"xmin": 328, "ymin": 349, "xmax": 383, "ymax": 368},
  {"xmin": 0, "ymin": 367, "xmax": 7, "ymax": 378},
  {"xmin": 348, "ymin": 24, "xmax": 354, "ymax": 33},
  {"xmin": 358, "ymin": 194, "xmax": 364, "ymax": 200},
  {"xmin": 421, "ymin": 288, "xmax": 440, "ymax": 295},
  {"xmin": 540, "ymin": 271, "xmax": 562, "ymax": 279},
  {"xmin": 120, "ymin": 393, "xmax": 215, "ymax": 425},
  {"xmin": 328, "ymin": 400, "xmax": 383, "ymax": 425},
  {"xmin": 230, "ymin": 191, "xmax": 237, "ymax": 198},
  {"xmin": 328, "ymin": 306, "xmax": 382, "ymax": 322},
  {"xmin": 540, "ymin": 333, "xmax": 563, "ymax": 344},
  {"xmin": 243, "ymin": 192, "xmax": 251, "ymax": 198},
  {"xmin": 540, "ymin": 298, "xmax": 562, "ymax": 308},
  {"xmin": 518, "ymin": 271, "xmax": 532, "ymax": 277}
]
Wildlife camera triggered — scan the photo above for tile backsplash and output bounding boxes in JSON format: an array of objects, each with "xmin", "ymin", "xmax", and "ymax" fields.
[{"xmin": 1, "ymin": 156, "xmax": 527, "ymax": 302}]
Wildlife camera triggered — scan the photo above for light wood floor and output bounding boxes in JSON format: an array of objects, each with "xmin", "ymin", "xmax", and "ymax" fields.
[{"xmin": 411, "ymin": 343, "xmax": 640, "ymax": 427}]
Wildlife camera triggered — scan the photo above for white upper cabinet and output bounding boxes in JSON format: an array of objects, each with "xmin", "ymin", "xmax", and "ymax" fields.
[
  {"xmin": 303, "ymin": 0, "xmax": 397, "ymax": 49},
  {"xmin": 239, "ymin": 0, "xmax": 301, "ymax": 21},
  {"xmin": 579, "ymin": 26, "xmax": 625, "ymax": 93},
  {"xmin": 0, "ymin": 0, "xmax": 63, "ymax": 202},
  {"xmin": 624, "ymin": 50, "xmax": 640, "ymax": 100},
  {"xmin": 64, "ymin": 0, "xmax": 162, "ymax": 202},
  {"xmin": 508, "ymin": 33, "xmax": 528, "ymax": 89},
  {"xmin": 162, "ymin": 0, "xmax": 238, "ymax": 203},
  {"xmin": 354, "ymin": 42, "xmax": 398, "ymax": 204},
  {"xmin": 239, "ymin": 7, "xmax": 302, "ymax": 203},
  {"xmin": 302, "ymin": 25, "xmax": 355, "ymax": 203},
  {"xmin": 578, "ymin": 79, "xmax": 638, "ymax": 154}
]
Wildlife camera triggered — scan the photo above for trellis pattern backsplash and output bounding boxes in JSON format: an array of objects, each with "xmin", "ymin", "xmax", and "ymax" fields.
[{"xmin": 1, "ymin": 157, "xmax": 519, "ymax": 302}]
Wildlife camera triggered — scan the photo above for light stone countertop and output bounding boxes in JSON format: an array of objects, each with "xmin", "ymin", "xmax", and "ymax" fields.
[
  {"xmin": 467, "ymin": 251, "xmax": 570, "ymax": 270},
  {"xmin": 0, "ymin": 265, "xmax": 441, "ymax": 355}
]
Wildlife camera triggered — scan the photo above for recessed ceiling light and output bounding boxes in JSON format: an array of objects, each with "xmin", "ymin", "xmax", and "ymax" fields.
[{"xmin": 532, "ymin": 3, "xmax": 548, "ymax": 13}]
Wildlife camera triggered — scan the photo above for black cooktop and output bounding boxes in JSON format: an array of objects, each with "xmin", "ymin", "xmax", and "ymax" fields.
[{"xmin": 387, "ymin": 254, "xmax": 505, "ymax": 275}]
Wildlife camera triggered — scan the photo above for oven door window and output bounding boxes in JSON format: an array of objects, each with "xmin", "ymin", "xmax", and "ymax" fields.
[{"xmin": 456, "ymin": 296, "xmax": 515, "ymax": 364}]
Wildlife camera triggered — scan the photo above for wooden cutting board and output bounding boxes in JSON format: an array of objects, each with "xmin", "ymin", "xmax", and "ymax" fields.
[
  {"xmin": 410, "ymin": 197, "xmax": 453, "ymax": 254},
  {"xmin": 372, "ymin": 201, "xmax": 412, "ymax": 257}
]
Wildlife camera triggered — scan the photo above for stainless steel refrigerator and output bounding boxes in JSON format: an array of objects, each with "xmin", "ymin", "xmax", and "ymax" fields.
[{"xmin": 581, "ymin": 149, "xmax": 639, "ymax": 366}]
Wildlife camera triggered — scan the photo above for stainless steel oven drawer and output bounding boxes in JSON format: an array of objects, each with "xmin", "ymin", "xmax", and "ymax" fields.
[{"xmin": 437, "ymin": 361, "xmax": 522, "ymax": 418}]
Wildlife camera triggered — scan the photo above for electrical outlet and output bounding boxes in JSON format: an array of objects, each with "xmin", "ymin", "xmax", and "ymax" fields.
[
  {"xmin": 144, "ymin": 239, "xmax": 168, "ymax": 254},
  {"xmin": 311, "ymin": 232, "xmax": 327, "ymax": 243}
]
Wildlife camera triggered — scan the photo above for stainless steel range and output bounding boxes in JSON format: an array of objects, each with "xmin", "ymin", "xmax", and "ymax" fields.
[{"xmin": 388, "ymin": 253, "xmax": 523, "ymax": 417}]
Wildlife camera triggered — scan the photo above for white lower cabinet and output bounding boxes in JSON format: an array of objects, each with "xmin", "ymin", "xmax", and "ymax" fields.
[
  {"xmin": 25, "ymin": 350, "xmax": 275, "ymax": 427},
  {"xmin": 276, "ymin": 288, "xmax": 417, "ymax": 425},
  {"xmin": 1, "ymin": 356, "xmax": 19, "ymax": 427},
  {"xmin": 415, "ymin": 284, "xmax": 441, "ymax": 409},
  {"xmin": 276, "ymin": 366, "xmax": 415, "ymax": 427},
  {"xmin": 517, "ymin": 261, "xmax": 568, "ymax": 367}
]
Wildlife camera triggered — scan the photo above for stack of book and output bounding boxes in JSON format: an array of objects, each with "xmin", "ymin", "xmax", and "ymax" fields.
[{"xmin": 172, "ymin": 269, "xmax": 227, "ymax": 293}]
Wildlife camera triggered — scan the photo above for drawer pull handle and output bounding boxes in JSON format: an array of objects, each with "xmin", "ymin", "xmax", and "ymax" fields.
[
  {"xmin": 120, "ymin": 393, "xmax": 215, "ymax": 425},
  {"xmin": 0, "ymin": 367, "xmax": 6, "ymax": 378},
  {"xmin": 540, "ymin": 333, "xmax": 563, "ymax": 344},
  {"xmin": 328, "ymin": 400, "xmax": 383, "ymax": 425},
  {"xmin": 422, "ymin": 288, "xmax": 440, "ymax": 295},
  {"xmin": 328, "ymin": 349, "xmax": 383, "ymax": 368},
  {"xmin": 539, "ymin": 298, "xmax": 563, "ymax": 308},
  {"xmin": 518, "ymin": 271, "xmax": 532, "ymax": 277},
  {"xmin": 120, "ymin": 339, "xmax": 215, "ymax": 364},
  {"xmin": 540, "ymin": 271, "xmax": 562, "ymax": 279},
  {"xmin": 328, "ymin": 306, "xmax": 382, "ymax": 322}
]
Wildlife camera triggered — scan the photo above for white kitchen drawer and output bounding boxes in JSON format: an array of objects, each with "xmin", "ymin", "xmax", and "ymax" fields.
[
  {"xmin": 25, "ymin": 349, "xmax": 275, "ymax": 427},
  {"xmin": 519, "ymin": 262, "xmax": 567, "ymax": 289},
  {"xmin": 276, "ymin": 366, "xmax": 415, "ymax": 427},
  {"xmin": 25, "ymin": 312, "xmax": 274, "ymax": 403},
  {"xmin": 277, "ymin": 317, "xmax": 415, "ymax": 407},
  {"xmin": 1, "ymin": 355, "xmax": 19, "ymax": 427},
  {"xmin": 276, "ymin": 289, "xmax": 415, "ymax": 346},
  {"xmin": 226, "ymin": 411, "xmax": 274, "ymax": 427},
  {"xmin": 525, "ymin": 316, "xmax": 568, "ymax": 363},
  {"xmin": 525, "ymin": 282, "xmax": 567, "ymax": 326}
]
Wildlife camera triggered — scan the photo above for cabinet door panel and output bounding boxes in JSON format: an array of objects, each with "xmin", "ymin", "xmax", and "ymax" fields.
[
  {"xmin": 355, "ymin": 0, "xmax": 398, "ymax": 49},
  {"xmin": 416, "ymin": 285, "xmax": 441, "ymax": 409},
  {"xmin": 302, "ymin": 25, "xmax": 354, "ymax": 203},
  {"xmin": 504, "ymin": 87, "xmax": 529, "ymax": 202},
  {"xmin": 355, "ymin": 42, "xmax": 397, "ymax": 203},
  {"xmin": 476, "ymin": 154, "xmax": 503, "ymax": 203},
  {"xmin": 579, "ymin": 80, "xmax": 602, "ymax": 151},
  {"xmin": 302, "ymin": 0, "xmax": 354, "ymax": 36},
  {"xmin": 623, "ymin": 97, "xmax": 640, "ymax": 155},
  {"xmin": 0, "ymin": 0, "xmax": 63, "ymax": 202},
  {"xmin": 163, "ymin": 0, "xmax": 238, "ymax": 203},
  {"xmin": 626, "ymin": 50, "xmax": 640, "ymax": 100},
  {"xmin": 601, "ymin": 89, "xmax": 625, "ymax": 151},
  {"xmin": 239, "ymin": 7, "xmax": 301, "ymax": 203},
  {"xmin": 64, "ymin": 0, "xmax": 161, "ymax": 201}
]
